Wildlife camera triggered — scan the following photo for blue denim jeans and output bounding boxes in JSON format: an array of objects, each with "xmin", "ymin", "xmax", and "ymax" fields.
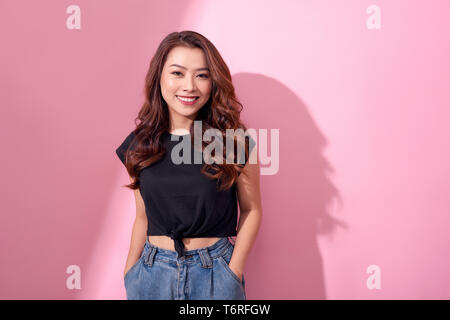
[{"xmin": 124, "ymin": 237, "xmax": 246, "ymax": 300}]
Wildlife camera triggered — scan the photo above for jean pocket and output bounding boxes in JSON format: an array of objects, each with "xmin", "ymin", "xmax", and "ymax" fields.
[
  {"xmin": 217, "ymin": 248, "xmax": 244, "ymax": 286},
  {"xmin": 124, "ymin": 256, "xmax": 142, "ymax": 282}
]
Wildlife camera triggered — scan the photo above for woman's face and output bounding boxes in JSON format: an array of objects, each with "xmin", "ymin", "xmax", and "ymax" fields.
[{"xmin": 160, "ymin": 46, "xmax": 212, "ymax": 125}]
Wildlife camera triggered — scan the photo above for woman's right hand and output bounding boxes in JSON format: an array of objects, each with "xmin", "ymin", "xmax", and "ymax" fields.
[{"xmin": 123, "ymin": 263, "xmax": 134, "ymax": 279}]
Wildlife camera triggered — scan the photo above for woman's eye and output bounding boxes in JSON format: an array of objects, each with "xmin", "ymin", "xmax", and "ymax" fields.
[{"xmin": 171, "ymin": 71, "xmax": 209, "ymax": 79}]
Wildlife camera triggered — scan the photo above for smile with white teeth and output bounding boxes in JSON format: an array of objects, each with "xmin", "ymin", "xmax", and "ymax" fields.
[{"xmin": 176, "ymin": 95, "xmax": 199, "ymax": 102}]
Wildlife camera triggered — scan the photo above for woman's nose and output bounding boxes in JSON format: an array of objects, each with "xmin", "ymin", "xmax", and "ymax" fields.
[{"xmin": 183, "ymin": 76, "xmax": 197, "ymax": 91}]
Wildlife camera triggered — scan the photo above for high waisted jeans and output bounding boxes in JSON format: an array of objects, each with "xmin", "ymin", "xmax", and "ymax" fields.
[{"xmin": 124, "ymin": 237, "xmax": 246, "ymax": 300}]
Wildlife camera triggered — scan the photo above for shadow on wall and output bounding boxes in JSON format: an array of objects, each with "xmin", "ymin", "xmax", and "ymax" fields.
[{"xmin": 233, "ymin": 72, "xmax": 346, "ymax": 299}]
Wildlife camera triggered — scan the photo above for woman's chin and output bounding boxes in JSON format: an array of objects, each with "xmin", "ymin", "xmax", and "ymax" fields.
[{"xmin": 174, "ymin": 108, "xmax": 200, "ymax": 118}]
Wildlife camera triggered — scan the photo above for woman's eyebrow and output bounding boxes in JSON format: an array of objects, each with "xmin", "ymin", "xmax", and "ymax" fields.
[{"xmin": 169, "ymin": 64, "xmax": 210, "ymax": 71}]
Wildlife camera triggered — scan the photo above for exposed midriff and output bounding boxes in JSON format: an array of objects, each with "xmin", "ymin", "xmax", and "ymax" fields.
[{"xmin": 148, "ymin": 235, "xmax": 223, "ymax": 251}]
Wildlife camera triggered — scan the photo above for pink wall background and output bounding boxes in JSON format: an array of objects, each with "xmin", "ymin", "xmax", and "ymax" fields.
[{"xmin": 1, "ymin": 0, "xmax": 449, "ymax": 299}]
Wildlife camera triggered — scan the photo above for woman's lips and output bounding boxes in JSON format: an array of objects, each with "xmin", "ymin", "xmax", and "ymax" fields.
[{"xmin": 176, "ymin": 95, "xmax": 199, "ymax": 105}]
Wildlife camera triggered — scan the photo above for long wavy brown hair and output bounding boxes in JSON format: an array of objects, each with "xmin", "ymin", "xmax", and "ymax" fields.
[{"xmin": 122, "ymin": 30, "xmax": 253, "ymax": 192}]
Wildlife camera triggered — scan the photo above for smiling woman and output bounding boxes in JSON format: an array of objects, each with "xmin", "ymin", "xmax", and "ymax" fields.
[
  {"xmin": 116, "ymin": 30, "xmax": 262, "ymax": 300},
  {"xmin": 160, "ymin": 46, "xmax": 212, "ymax": 118}
]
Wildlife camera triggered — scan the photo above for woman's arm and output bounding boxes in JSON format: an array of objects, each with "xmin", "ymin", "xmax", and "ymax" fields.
[
  {"xmin": 124, "ymin": 175, "xmax": 148, "ymax": 277},
  {"xmin": 229, "ymin": 146, "xmax": 263, "ymax": 281}
]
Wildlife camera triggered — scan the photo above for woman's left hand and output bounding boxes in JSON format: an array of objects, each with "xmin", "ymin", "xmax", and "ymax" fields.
[{"xmin": 228, "ymin": 262, "xmax": 243, "ymax": 282}]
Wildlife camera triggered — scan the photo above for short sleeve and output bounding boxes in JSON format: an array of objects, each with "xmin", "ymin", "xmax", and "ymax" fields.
[{"xmin": 115, "ymin": 131, "xmax": 136, "ymax": 166}]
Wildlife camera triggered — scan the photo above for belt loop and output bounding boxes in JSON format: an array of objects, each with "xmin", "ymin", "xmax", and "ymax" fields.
[
  {"xmin": 198, "ymin": 248, "xmax": 213, "ymax": 269},
  {"xmin": 144, "ymin": 246, "xmax": 157, "ymax": 267}
]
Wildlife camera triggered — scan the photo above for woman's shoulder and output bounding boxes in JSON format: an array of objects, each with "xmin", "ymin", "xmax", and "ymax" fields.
[{"xmin": 115, "ymin": 130, "xmax": 137, "ymax": 165}]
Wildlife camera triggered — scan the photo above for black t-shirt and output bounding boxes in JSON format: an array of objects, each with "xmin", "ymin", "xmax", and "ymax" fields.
[{"xmin": 115, "ymin": 130, "xmax": 256, "ymax": 258}]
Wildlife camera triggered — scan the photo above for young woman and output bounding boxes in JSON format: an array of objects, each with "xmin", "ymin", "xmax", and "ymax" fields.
[{"xmin": 116, "ymin": 30, "xmax": 262, "ymax": 300}]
